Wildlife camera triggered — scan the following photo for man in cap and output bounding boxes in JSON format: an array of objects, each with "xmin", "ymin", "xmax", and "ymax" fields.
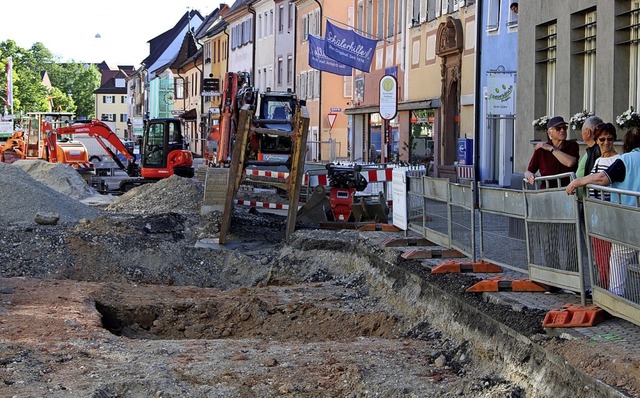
[{"xmin": 524, "ymin": 115, "xmax": 579, "ymax": 188}]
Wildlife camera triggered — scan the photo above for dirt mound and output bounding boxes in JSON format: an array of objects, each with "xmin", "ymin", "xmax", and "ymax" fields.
[
  {"xmin": 106, "ymin": 175, "xmax": 204, "ymax": 214},
  {"xmin": 0, "ymin": 162, "xmax": 101, "ymax": 225},
  {"xmin": 11, "ymin": 159, "xmax": 96, "ymax": 200}
]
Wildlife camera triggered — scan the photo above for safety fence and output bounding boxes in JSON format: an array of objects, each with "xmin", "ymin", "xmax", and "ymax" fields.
[
  {"xmin": 584, "ymin": 185, "xmax": 640, "ymax": 324},
  {"xmin": 401, "ymin": 170, "xmax": 640, "ymax": 326}
]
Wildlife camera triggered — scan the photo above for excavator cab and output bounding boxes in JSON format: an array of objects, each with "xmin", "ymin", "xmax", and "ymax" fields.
[{"xmin": 141, "ymin": 118, "xmax": 194, "ymax": 179}]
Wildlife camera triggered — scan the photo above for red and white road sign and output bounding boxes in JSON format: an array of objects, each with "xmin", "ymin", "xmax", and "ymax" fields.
[{"xmin": 327, "ymin": 113, "xmax": 337, "ymax": 129}]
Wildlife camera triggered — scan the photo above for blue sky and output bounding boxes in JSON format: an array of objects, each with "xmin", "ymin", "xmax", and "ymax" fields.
[{"xmin": 1, "ymin": 1, "xmax": 219, "ymax": 68}]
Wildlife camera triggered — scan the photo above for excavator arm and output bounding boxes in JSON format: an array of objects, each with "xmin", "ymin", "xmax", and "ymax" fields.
[{"xmin": 55, "ymin": 120, "xmax": 140, "ymax": 176}]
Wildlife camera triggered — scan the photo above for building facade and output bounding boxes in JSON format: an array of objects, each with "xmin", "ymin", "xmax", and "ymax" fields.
[{"xmin": 515, "ymin": 1, "xmax": 639, "ymax": 174}]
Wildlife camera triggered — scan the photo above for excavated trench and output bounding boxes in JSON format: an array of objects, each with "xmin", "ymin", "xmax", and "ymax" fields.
[
  {"xmin": 94, "ymin": 282, "xmax": 403, "ymax": 341},
  {"xmin": 86, "ymin": 229, "xmax": 622, "ymax": 398}
]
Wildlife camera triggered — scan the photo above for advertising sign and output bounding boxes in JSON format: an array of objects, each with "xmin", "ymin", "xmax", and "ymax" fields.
[
  {"xmin": 379, "ymin": 75, "xmax": 397, "ymax": 120},
  {"xmin": 308, "ymin": 35, "xmax": 352, "ymax": 76},
  {"xmin": 487, "ymin": 72, "xmax": 516, "ymax": 116}
]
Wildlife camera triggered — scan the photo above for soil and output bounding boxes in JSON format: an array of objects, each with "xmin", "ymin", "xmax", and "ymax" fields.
[{"xmin": 0, "ymin": 160, "xmax": 639, "ymax": 397}]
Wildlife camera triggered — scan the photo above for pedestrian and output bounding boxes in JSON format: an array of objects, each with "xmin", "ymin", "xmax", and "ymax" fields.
[
  {"xmin": 510, "ymin": 2, "xmax": 518, "ymax": 14},
  {"xmin": 575, "ymin": 116, "xmax": 603, "ymax": 199},
  {"xmin": 566, "ymin": 127, "xmax": 640, "ymax": 296},
  {"xmin": 523, "ymin": 116, "xmax": 579, "ymax": 278},
  {"xmin": 524, "ymin": 116, "xmax": 579, "ymax": 188},
  {"xmin": 587, "ymin": 122, "xmax": 619, "ymax": 289}
]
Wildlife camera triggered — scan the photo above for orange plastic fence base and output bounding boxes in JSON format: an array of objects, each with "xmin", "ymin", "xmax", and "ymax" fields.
[
  {"xmin": 401, "ymin": 248, "xmax": 467, "ymax": 260},
  {"xmin": 542, "ymin": 304, "xmax": 609, "ymax": 328},
  {"xmin": 431, "ymin": 261, "xmax": 503, "ymax": 274},
  {"xmin": 465, "ymin": 276, "xmax": 548, "ymax": 293},
  {"xmin": 358, "ymin": 224, "xmax": 401, "ymax": 232}
]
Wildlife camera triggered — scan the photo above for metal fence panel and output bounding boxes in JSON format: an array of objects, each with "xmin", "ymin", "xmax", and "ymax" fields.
[
  {"xmin": 524, "ymin": 180, "xmax": 585, "ymax": 300},
  {"xmin": 449, "ymin": 183, "xmax": 474, "ymax": 259},
  {"xmin": 585, "ymin": 186, "xmax": 640, "ymax": 326},
  {"xmin": 478, "ymin": 187, "xmax": 528, "ymax": 272}
]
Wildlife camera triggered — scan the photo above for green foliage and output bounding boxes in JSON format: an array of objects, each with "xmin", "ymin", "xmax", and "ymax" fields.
[{"xmin": 0, "ymin": 40, "xmax": 99, "ymax": 118}]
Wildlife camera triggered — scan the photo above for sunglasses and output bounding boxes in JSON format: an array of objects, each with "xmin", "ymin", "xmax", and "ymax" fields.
[
  {"xmin": 553, "ymin": 126, "xmax": 568, "ymax": 131},
  {"xmin": 598, "ymin": 137, "xmax": 615, "ymax": 142}
]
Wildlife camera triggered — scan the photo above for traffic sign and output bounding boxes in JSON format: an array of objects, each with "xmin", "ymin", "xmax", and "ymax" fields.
[{"xmin": 327, "ymin": 113, "xmax": 337, "ymax": 129}]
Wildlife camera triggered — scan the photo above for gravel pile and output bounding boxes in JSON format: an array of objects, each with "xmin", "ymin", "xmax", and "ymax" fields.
[
  {"xmin": 106, "ymin": 174, "xmax": 204, "ymax": 215},
  {"xmin": 11, "ymin": 160, "xmax": 96, "ymax": 200},
  {"xmin": 0, "ymin": 162, "xmax": 101, "ymax": 225}
]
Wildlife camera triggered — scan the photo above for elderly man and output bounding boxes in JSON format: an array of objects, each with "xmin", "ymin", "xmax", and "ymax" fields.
[{"xmin": 575, "ymin": 115, "xmax": 603, "ymax": 199}]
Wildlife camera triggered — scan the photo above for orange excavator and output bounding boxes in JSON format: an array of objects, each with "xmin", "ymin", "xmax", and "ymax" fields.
[
  {"xmin": 54, "ymin": 118, "xmax": 194, "ymax": 192},
  {"xmin": 0, "ymin": 112, "xmax": 93, "ymax": 175}
]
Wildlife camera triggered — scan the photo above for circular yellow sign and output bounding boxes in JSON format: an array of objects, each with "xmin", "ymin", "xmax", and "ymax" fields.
[{"xmin": 382, "ymin": 77, "xmax": 394, "ymax": 91}]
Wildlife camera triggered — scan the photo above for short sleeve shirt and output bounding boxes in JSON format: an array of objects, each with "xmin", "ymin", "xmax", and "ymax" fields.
[{"xmin": 527, "ymin": 139, "xmax": 580, "ymax": 188}]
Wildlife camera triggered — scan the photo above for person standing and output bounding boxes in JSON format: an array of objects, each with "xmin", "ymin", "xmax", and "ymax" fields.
[
  {"xmin": 575, "ymin": 116, "xmax": 603, "ymax": 199},
  {"xmin": 566, "ymin": 127, "xmax": 640, "ymax": 296},
  {"xmin": 524, "ymin": 116, "xmax": 579, "ymax": 188},
  {"xmin": 586, "ymin": 123, "xmax": 619, "ymax": 289}
]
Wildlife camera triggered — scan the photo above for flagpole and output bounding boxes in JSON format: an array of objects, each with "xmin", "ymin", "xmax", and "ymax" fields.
[{"xmin": 325, "ymin": 16, "xmax": 383, "ymax": 42}]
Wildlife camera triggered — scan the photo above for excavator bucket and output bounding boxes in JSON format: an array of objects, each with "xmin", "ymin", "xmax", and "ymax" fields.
[{"xmin": 297, "ymin": 185, "xmax": 331, "ymax": 224}]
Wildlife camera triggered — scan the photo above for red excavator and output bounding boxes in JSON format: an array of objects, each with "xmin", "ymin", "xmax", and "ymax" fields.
[{"xmin": 54, "ymin": 118, "xmax": 194, "ymax": 192}]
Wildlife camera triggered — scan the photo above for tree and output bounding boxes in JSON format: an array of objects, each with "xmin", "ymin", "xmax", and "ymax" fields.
[{"xmin": 0, "ymin": 40, "xmax": 100, "ymax": 117}]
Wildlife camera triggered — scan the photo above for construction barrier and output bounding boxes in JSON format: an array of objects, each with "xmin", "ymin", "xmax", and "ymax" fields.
[
  {"xmin": 477, "ymin": 186, "xmax": 528, "ymax": 273},
  {"xmin": 523, "ymin": 173, "xmax": 587, "ymax": 303},
  {"xmin": 584, "ymin": 185, "xmax": 640, "ymax": 326},
  {"xmin": 399, "ymin": 170, "xmax": 640, "ymax": 326}
]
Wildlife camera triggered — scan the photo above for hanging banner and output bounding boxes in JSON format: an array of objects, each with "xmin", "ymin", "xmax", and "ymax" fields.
[
  {"xmin": 487, "ymin": 71, "xmax": 516, "ymax": 116},
  {"xmin": 308, "ymin": 35, "xmax": 352, "ymax": 76},
  {"xmin": 324, "ymin": 20, "xmax": 377, "ymax": 73}
]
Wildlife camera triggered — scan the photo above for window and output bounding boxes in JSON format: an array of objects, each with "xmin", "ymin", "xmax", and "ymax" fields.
[
  {"xmin": 535, "ymin": 22, "xmax": 557, "ymax": 117},
  {"xmin": 121, "ymin": 95, "xmax": 126, "ymax": 103},
  {"xmin": 288, "ymin": 3, "xmax": 294, "ymax": 30},
  {"xmin": 487, "ymin": 0, "xmax": 500, "ymax": 31},
  {"xmin": 269, "ymin": 10, "xmax": 274, "ymax": 36},
  {"xmin": 175, "ymin": 79, "xmax": 184, "ymax": 99},
  {"xmin": 387, "ymin": 0, "xmax": 395, "ymax": 37},
  {"xmin": 120, "ymin": 114, "xmax": 128, "ymax": 123},
  {"xmin": 427, "ymin": 0, "xmax": 437, "ymax": 22},
  {"xmin": 507, "ymin": 1, "xmax": 518, "ymax": 27},
  {"xmin": 343, "ymin": 76, "xmax": 353, "ymax": 98},
  {"xmin": 101, "ymin": 114, "xmax": 115, "ymax": 122},
  {"xmin": 377, "ymin": 0, "xmax": 384, "ymax": 38},
  {"xmin": 278, "ymin": 58, "xmax": 283, "ymax": 85},
  {"xmin": 258, "ymin": 14, "xmax": 263, "ymax": 39},
  {"xmin": 115, "ymin": 78, "xmax": 125, "ymax": 88},
  {"xmin": 577, "ymin": 11, "xmax": 596, "ymax": 112},
  {"xmin": 630, "ymin": 2, "xmax": 640, "ymax": 109},
  {"xmin": 358, "ymin": 2, "xmax": 364, "ymax": 32},
  {"xmin": 103, "ymin": 95, "xmax": 114, "ymax": 104},
  {"xmin": 279, "ymin": 5, "xmax": 284, "ymax": 32},
  {"xmin": 366, "ymin": 0, "xmax": 373, "ymax": 35},
  {"xmin": 412, "ymin": 0, "xmax": 420, "ymax": 25},
  {"xmin": 287, "ymin": 56, "xmax": 293, "ymax": 84}
]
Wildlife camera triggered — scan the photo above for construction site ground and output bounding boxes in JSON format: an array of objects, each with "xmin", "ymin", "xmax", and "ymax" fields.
[{"xmin": 0, "ymin": 160, "xmax": 639, "ymax": 397}]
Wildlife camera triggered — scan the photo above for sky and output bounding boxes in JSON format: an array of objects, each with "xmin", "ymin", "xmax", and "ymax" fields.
[{"xmin": 1, "ymin": 1, "xmax": 221, "ymax": 68}]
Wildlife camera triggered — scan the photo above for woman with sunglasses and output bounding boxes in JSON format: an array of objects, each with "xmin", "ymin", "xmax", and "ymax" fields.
[
  {"xmin": 566, "ymin": 127, "xmax": 640, "ymax": 296},
  {"xmin": 585, "ymin": 123, "xmax": 618, "ymax": 289},
  {"xmin": 588, "ymin": 123, "xmax": 619, "ymax": 200},
  {"xmin": 524, "ymin": 115, "xmax": 579, "ymax": 188}
]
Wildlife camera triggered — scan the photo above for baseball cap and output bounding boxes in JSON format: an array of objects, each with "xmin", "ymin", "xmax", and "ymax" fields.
[{"xmin": 547, "ymin": 116, "xmax": 568, "ymax": 129}]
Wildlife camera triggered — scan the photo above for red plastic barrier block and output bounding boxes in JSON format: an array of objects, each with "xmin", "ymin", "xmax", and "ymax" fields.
[{"xmin": 542, "ymin": 304, "xmax": 609, "ymax": 328}]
